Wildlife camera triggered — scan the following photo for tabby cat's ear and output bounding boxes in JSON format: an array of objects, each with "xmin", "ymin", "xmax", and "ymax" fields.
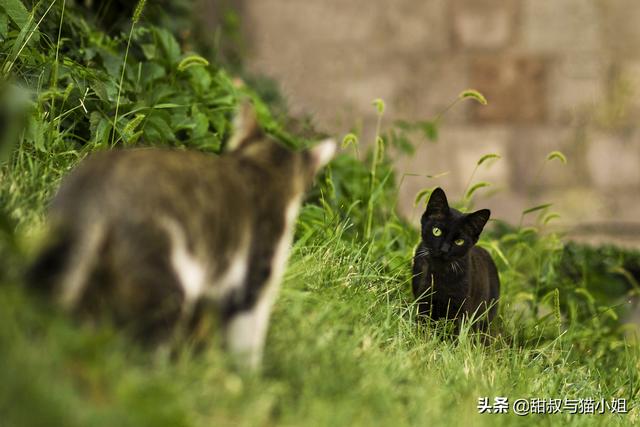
[
  {"xmin": 463, "ymin": 209, "xmax": 491, "ymax": 239},
  {"xmin": 423, "ymin": 187, "xmax": 449, "ymax": 221},
  {"xmin": 226, "ymin": 101, "xmax": 261, "ymax": 152},
  {"xmin": 307, "ymin": 139, "xmax": 336, "ymax": 175}
]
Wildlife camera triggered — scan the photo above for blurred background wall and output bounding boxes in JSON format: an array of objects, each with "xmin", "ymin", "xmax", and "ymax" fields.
[{"xmin": 202, "ymin": 0, "xmax": 640, "ymax": 244}]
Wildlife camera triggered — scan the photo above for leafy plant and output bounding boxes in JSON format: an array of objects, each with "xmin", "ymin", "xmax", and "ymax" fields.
[{"xmin": 0, "ymin": 2, "xmax": 638, "ymax": 426}]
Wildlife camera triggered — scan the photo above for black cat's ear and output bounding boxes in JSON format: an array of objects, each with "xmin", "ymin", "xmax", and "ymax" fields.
[
  {"xmin": 423, "ymin": 188, "xmax": 449, "ymax": 222},
  {"xmin": 463, "ymin": 209, "xmax": 491, "ymax": 238},
  {"xmin": 226, "ymin": 101, "xmax": 261, "ymax": 152}
]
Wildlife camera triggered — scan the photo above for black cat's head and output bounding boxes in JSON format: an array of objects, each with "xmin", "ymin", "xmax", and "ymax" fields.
[{"xmin": 419, "ymin": 188, "xmax": 490, "ymax": 261}]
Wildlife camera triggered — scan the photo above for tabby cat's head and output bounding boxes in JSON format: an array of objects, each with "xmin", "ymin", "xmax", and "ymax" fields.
[
  {"xmin": 420, "ymin": 188, "xmax": 490, "ymax": 261},
  {"xmin": 226, "ymin": 102, "xmax": 335, "ymax": 194}
]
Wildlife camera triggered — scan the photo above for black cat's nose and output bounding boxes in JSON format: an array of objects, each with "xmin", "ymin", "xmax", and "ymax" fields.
[{"xmin": 441, "ymin": 242, "xmax": 450, "ymax": 253}]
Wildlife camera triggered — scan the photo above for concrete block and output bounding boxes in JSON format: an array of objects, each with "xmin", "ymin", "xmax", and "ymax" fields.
[
  {"xmin": 548, "ymin": 55, "xmax": 607, "ymax": 124},
  {"xmin": 243, "ymin": 0, "xmax": 450, "ymax": 131},
  {"xmin": 380, "ymin": 0, "xmax": 450, "ymax": 54},
  {"xmin": 506, "ymin": 126, "xmax": 580, "ymax": 191},
  {"xmin": 520, "ymin": 0, "xmax": 602, "ymax": 54},
  {"xmin": 586, "ymin": 131, "xmax": 640, "ymax": 189},
  {"xmin": 395, "ymin": 126, "xmax": 510, "ymax": 223},
  {"xmin": 600, "ymin": 0, "xmax": 640, "ymax": 57},
  {"xmin": 394, "ymin": 55, "xmax": 469, "ymax": 124},
  {"xmin": 453, "ymin": 0, "xmax": 516, "ymax": 49},
  {"xmin": 469, "ymin": 56, "xmax": 547, "ymax": 123}
]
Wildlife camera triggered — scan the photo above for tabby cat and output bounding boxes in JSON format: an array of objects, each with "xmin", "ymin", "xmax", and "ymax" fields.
[
  {"xmin": 28, "ymin": 103, "xmax": 335, "ymax": 369},
  {"xmin": 412, "ymin": 188, "xmax": 500, "ymax": 331}
]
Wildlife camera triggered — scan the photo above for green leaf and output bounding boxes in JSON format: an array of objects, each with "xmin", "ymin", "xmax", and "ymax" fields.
[
  {"xmin": 154, "ymin": 27, "xmax": 181, "ymax": 66},
  {"xmin": 122, "ymin": 113, "xmax": 146, "ymax": 142},
  {"xmin": 2, "ymin": 1, "xmax": 41, "ymax": 74},
  {"xmin": 543, "ymin": 213, "xmax": 561, "ymax": 225},
  {"xmin": 90, "ymin": 112, "xmax": 112, "ymax": 147},
  {"xmin": 465, "ymin": 181, "xmax": 491, "ymax": 199},
  {"xmin": 477, "ymin": 153, "xmax": 501, "ymax": 166},
  {"xmin": 513, "ymin": 291, "xmax": 535, "ymax": 303},
  {"xmin": 1, "ymin": 0, "xmax": 30, "ymax": 30},
  {"xmin": 177, "ymin": 55, "xmax": 209, "ymax": 72},
  {"xmin": 519, "ymin": 226, "xmax": 538, "ymax": 236},
  {"xmin": 24, "ymin": 110, "xmax": 45, "ymax": 152},
  {"xmin": 601, "ymin": 307, "xmax": 618, "ymax": 321},
  {"xmin": 153, "ymin": 103, "xmax": 182, "ymax": 109},
  {"xmin": 459, "ymin": 89, "xmax": 487, "ymax": 105},
  {"xmin": 420, "ymin": 121, "xmax": 438, "ymax": 141},
  {"xmin": 90, "ymin": 79, "xmax": 117, "ymax": 103},
  {"xmin": 187, "ymin": 66, "xmax": 211, "ymax": 94},
  {"xmin": 0, "ymin": 12, "xmax": 8, "ymax": 40},
  {"xmin": 97, "ymin": 47, "xmax": 122, "ymax": 77},
  {"xmin": 546, "ymin": 150, "xmax": 567, "ymax": 164},
  {"xmin": 190, "ymin": 106, "xmax": 209, "ymax": 138},
  {"xmin": 477, "ymin": 240, "xmax": 510, "ymax": 268},
  {"xmin": 575, "ymin": 288, "xmax": 595, "ymax": 305},
  {"xmin": 141, "ymin": 43, "xmax": 157, "ymax": 60},
  {"xmin": 139, "ymin": 62, "xmax": 166, "ymax": 86},
  {"xmin": 126, "ymin": 130, "xmax": 144, "ymax": 145},
  {"xmin": 608, "ymin": 266, "xmax": 640, "ymax": 291},
  {"xmin": 522, "ymin": 203, "xmax": 552, "ymax": 216},
  {"xmin": 144, "ymin": 112, "xmax": 175, "ymax": 143},
  {"xmin": 89, "ymin": 110, "xmax": 102, "ymax": 134},
  {"xmin": 208, "ymin": 110, "xmax": 228, "ymax": 139}
]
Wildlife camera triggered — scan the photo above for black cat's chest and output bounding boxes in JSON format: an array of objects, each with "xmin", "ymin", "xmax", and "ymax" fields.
[{"xmin": 414, "ymin": 252, "xmax": 471, "ymax": 319}]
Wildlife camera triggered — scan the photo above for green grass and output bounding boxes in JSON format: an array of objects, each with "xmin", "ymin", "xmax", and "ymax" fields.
[
  {"xmin": 1, "ymin": 1, "xmax": 639, "ymax": 426},
  {"xmin": 1, "ymin": 212, "xmax": 639, "ymax": 426}
]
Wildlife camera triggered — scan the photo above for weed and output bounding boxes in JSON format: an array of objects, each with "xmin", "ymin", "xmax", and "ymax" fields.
[{"xmin": 0, "ymin": 2, "xmax": 638, "ymax": 426}]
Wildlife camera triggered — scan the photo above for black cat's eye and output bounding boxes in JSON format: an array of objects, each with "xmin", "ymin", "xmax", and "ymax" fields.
[
  {"xmin": 432, "ymin": 227, "xmax": 442, "ymax": 237},
  {"xmin": 454, "ymin": 238, "xmax": 464, "ymax": 246}
]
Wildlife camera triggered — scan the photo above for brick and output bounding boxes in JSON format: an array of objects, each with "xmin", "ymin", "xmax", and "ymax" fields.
[
  {"xmin": 244, "ymin": 1, "xmax": 377, "ymax": 48},
  {"xmin": 520, "ymin": 0, "xmax": 602, "ymax": 54},
  {"xmin": 395, "ymin": 126, "xmax": 509, "ymax": 222},
  {"xmin": 608, "ymin": 60, "xmax": 640, "ymax": 124},
  {"xmin": 449, "ymin": 127, "xmax": 510, "ymax": 188},
  {"xmin": 600, "ymin": 0, "xmax": 640, "ymax": 57},
  {"xmin": 379, "ymin": 0, "xmax": 450, "ymax": 54},
  {"xmin": 243, "ymin": 0, "xmax": 450, "ymax": 131},
  {"xmin": 548, "ymin": 55, "xmax": 607, "ymax": 124},
  {"xmin": 453, "ymin": 0, "xmax": 515, "ymax": 49},
  {"xmin": 506, "ymin": 127, "xmax": 579, "ymax": 192},
  {"xmin": 394, "ymin": 55, "xmax": 469, "ymax": 124},
  {"xmin": 586, "ymin": 132, "xmax": 640, "ymax": 189},
  {"xmin": 469, "ymin": 56, "xmax": 547, "ymax": 123}
]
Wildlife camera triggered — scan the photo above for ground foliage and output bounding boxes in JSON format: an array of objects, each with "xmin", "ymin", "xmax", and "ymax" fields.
[{"xmin": 0, "ymin": 1, "xmax": 639, "ymax": 425}]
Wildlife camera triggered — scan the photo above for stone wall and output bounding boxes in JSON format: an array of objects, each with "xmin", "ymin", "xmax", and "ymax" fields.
[{"xmin": 230, "ymin": 0, "xmax": 640, "ymax": 236}]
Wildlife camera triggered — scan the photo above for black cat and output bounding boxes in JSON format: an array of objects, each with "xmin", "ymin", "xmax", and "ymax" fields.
[{"xmin": 412, "ymin": 188, "xmax": 500, "ymax": 332}]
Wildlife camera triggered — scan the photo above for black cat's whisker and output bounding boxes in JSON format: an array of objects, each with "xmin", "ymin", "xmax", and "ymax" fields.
[
  {"xmin": 448, "ymin": 260, "xmax": 456, "ymax": 274},
  {"xmin": 416, "ymin": 248, "xmax": 431, "ymax": 258}
]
